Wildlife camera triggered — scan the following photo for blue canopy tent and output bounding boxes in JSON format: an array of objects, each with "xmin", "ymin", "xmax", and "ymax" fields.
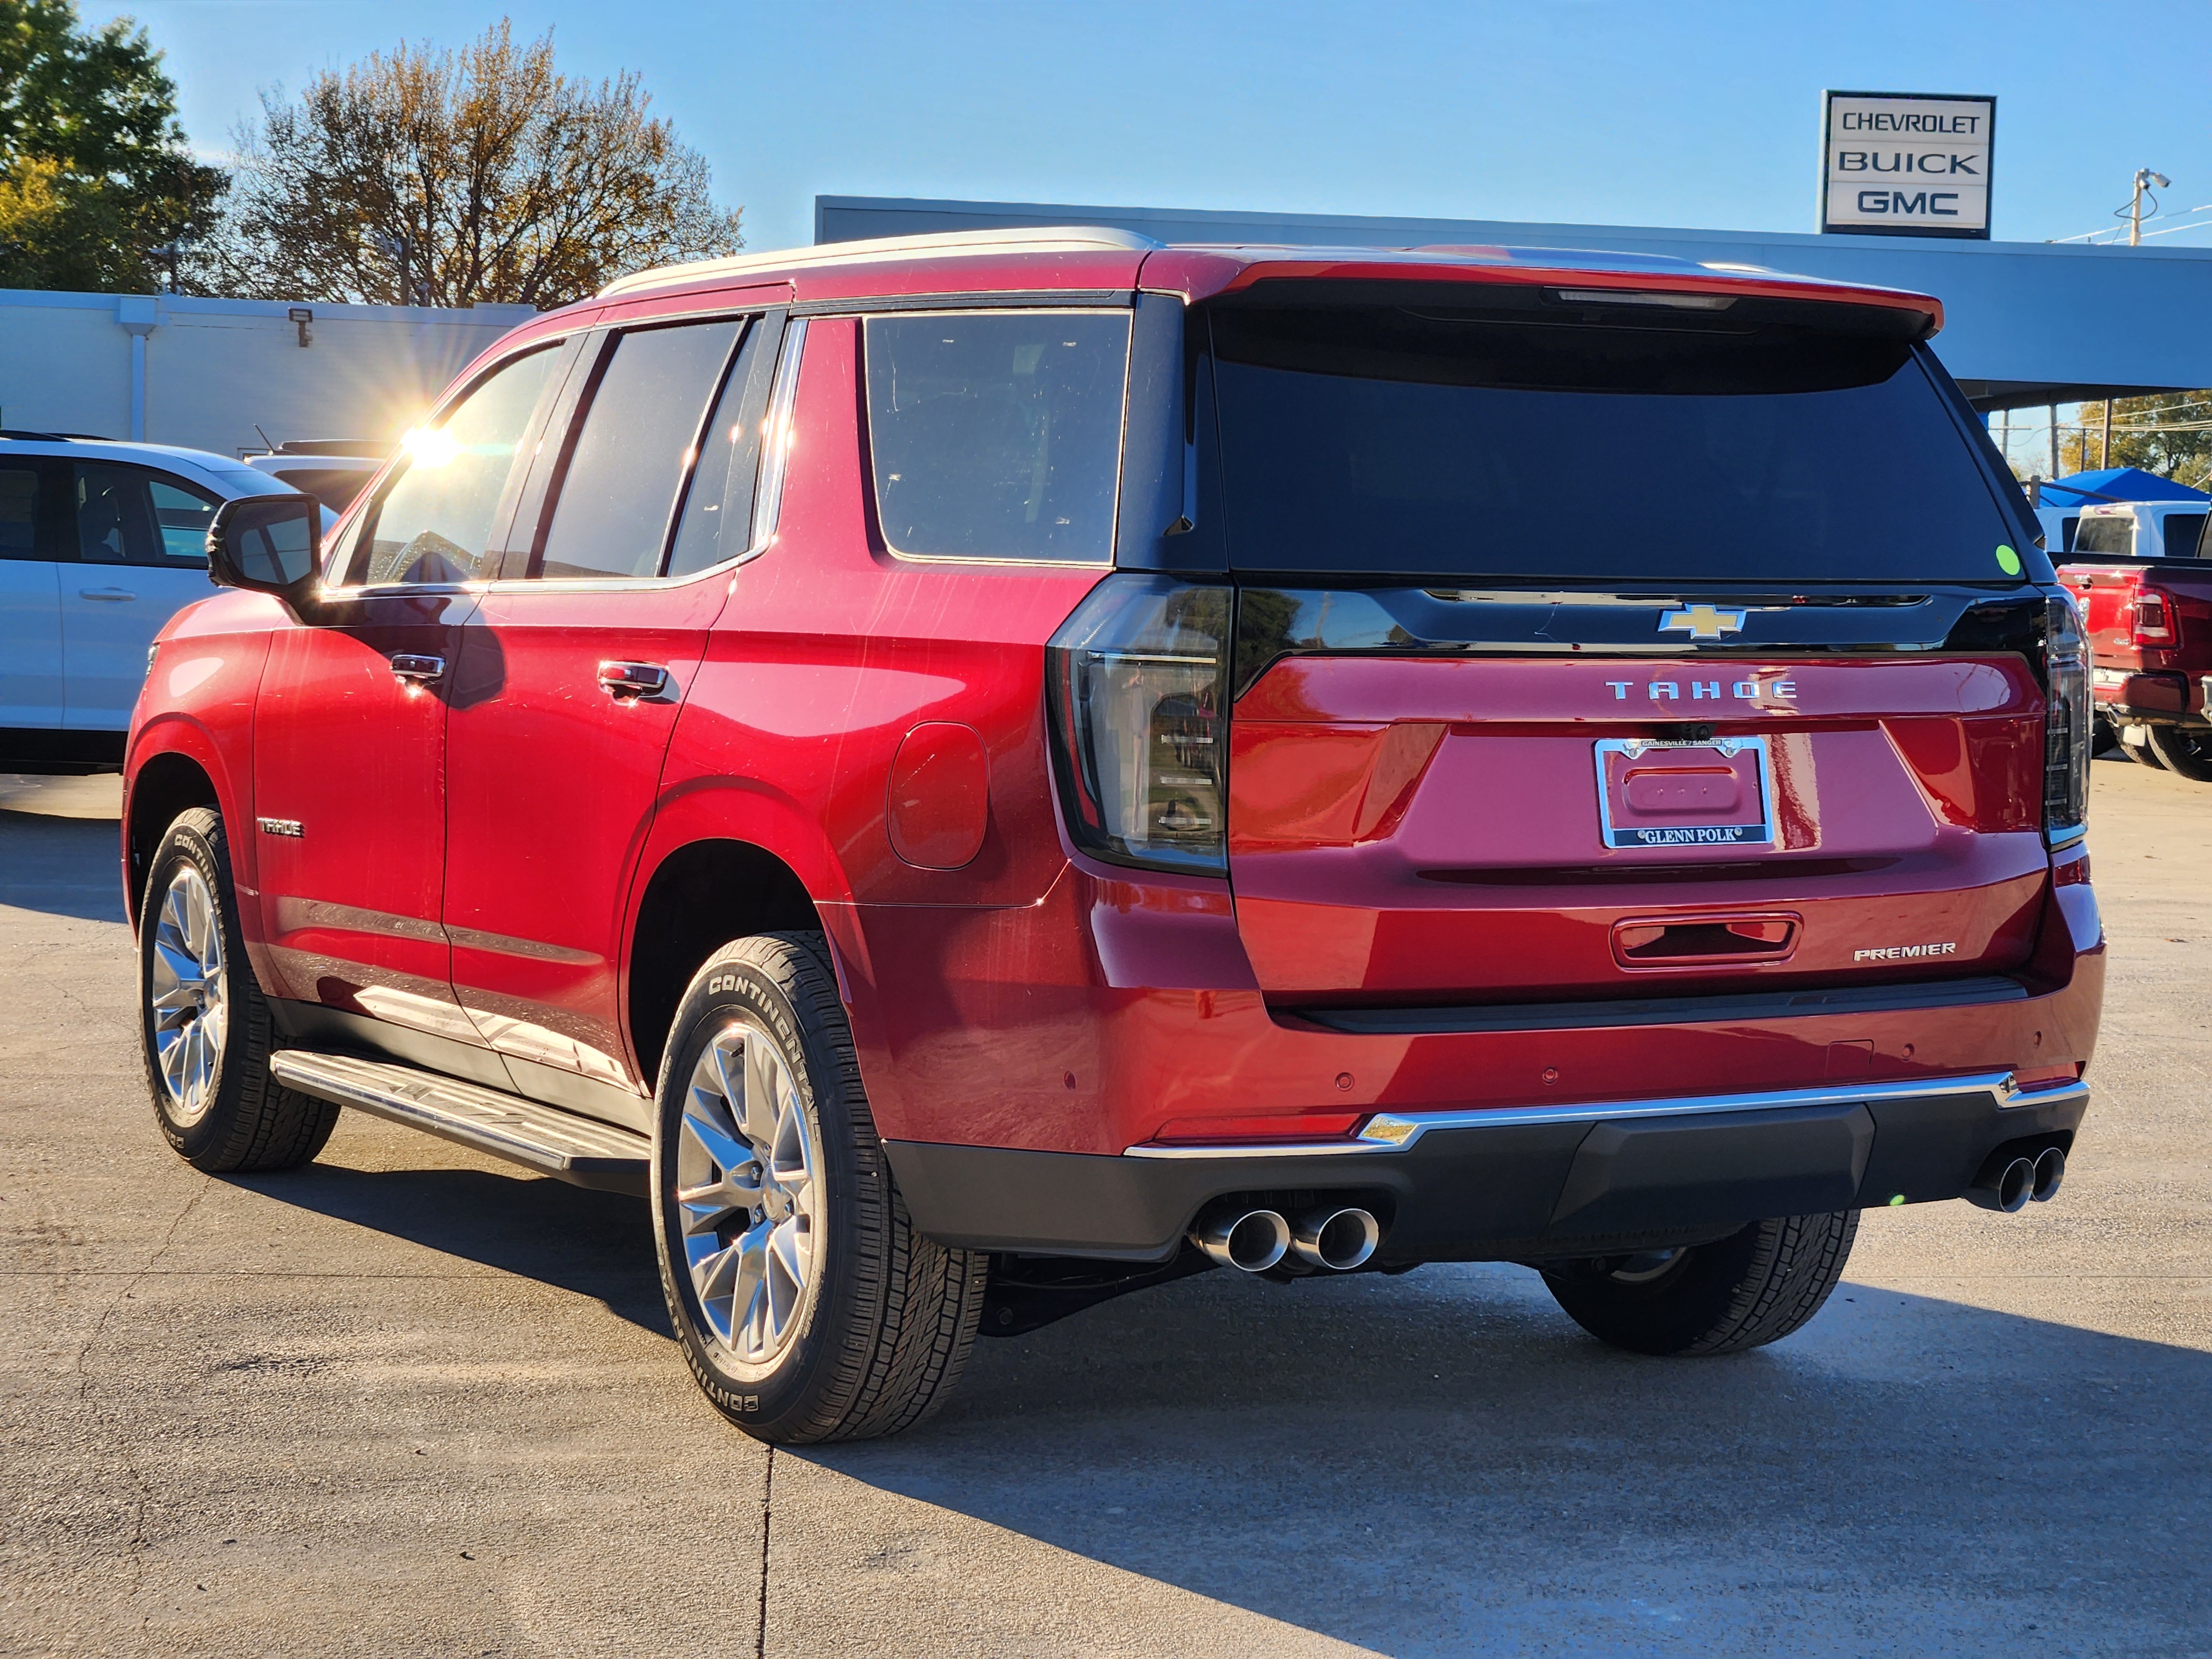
[{"xmin": 2038, "ymin": 467, "xmax": 2209, "ymax": 506}]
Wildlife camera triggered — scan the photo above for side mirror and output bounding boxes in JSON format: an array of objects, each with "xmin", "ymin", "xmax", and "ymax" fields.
[{"xmin": 207, "ymin": 494, "xmax": 324, "ymax": 616}]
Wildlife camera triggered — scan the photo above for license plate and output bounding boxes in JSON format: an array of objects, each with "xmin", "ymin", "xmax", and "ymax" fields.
[{"xmin": 1594, "ymin": 736, "xmax": 1775, "ymax": 850}]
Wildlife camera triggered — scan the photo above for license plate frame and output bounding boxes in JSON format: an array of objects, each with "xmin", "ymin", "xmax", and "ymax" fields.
[{"xmin": 1593, "ymin": 735, "xmax": 1776, "ymax": 851}]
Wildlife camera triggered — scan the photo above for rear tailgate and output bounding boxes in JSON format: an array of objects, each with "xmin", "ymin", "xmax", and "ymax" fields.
[{"xmin": 1228, "ymin": 654, "xmax": 2048, "ymax": 1005}]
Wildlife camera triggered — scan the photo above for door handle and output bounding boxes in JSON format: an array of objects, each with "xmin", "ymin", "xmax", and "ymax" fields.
[
  {"xmin": 598, "ymin": 661, "xmax": 670, "ymax": 700},
  {"xmin": 389, "ymin": 653, "xmax": 445, "ymax": 684},
  {"xmin": 79, "ymin": 587, "xmax": 136, "ymax": 601}
]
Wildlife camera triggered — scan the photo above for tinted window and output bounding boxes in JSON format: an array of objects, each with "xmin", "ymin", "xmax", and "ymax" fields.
[
  {"xmin": 666, "ymin": 321, "xmax": 775, "ymax": 579},
  {"xmin": 2073, "ymin": 514, "xmax": 2134, "ymax": 556},
  {"xmin": 1207, "ymin": 295, "xmax": 2025, "ymax": 583},
  {"xmin": 0, "ymin": 466, "xmax": 40, "ymax": 560},
  {"xmin": 535, "ymin": 321, "xmax": 740, "ymax": 581},
  {"xmin": 353, "ymin": 346, "xmax": 561, "ymax": 585},
  {"xmin": 72, "ymin": 464, "xmax": 159, "ymax": 562},
  {"xmin": 865, "ymin": 311, "xmax": 1129, "ymax": 562},
  {"xmin": 2162, "ymin": 513, "xmax": 2206, "ymax": 558},
  {"xmin": 148, "ymin": 477, "xmax": 218, "ymax": 562}
]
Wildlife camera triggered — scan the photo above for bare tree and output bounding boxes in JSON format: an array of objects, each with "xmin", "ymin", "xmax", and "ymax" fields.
[{"xmin": 212, "ymin": 20, "xmax": 742, "ymax": 309}]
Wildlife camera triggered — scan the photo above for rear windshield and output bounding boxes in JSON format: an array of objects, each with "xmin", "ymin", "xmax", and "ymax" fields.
[
  {"xmin": 2072, "ymin": 514, "xmax": 2134, "ymax": 556},
  {"xmin": 1205, "ymin": 290, "xmax": 2027, "ymax": 584}
]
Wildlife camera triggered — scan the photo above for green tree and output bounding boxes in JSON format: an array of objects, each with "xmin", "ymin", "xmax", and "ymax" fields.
[
  {"xmin": 2060, "ymin": 393, "xmax": 2212, "ymax": 488},
  {"xmin": 215, "ymin": 21, "xmax": 743, "ymax": 310},
  {"xmin": 0, "ymin": 0, "xmax": 225, "ymax": 290}
]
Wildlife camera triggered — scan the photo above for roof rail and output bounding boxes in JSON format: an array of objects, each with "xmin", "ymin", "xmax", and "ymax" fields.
[
  {"xmin": 599, "ymin": 225, "xmax": 1162, "ymax": 300},
  {"xmin": 0, "ymin": 428, "xmax": 68, "ymax": 441}
]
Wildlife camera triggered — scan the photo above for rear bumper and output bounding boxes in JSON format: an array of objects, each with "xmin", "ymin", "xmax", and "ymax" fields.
[
  {"xmin": 886, "ymin": 1072, "xmax": 2089, "ymax": 1262},
  {"xmin": 2092, "ymin": 669, "xmax": 2208, "ymax": 724}
]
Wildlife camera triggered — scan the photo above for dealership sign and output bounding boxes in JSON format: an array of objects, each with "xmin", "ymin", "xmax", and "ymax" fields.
[{"xmin": 1820, "ymin": 91, "xmax": 1995, "ymax": 239}]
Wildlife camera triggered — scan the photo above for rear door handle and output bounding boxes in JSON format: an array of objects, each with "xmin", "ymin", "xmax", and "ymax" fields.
[
  {"xmin": 598, "ymin": 661, "xmax": 669, "ymax": 700},
  {"xmin": 79, "ymin": 586, "xmax": 136, "ymax": 601},
  {"xmin": 390, "ymin": 653, "xmax": 445, "ymax": 684}
]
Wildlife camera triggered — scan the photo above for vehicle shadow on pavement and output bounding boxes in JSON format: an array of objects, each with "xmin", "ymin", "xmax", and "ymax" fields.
[
  {"xmin": 0, "ymin": 811, "xmax": 126, "ymax": 922},
  {"xmin": 791, "ymin": 1260, "xmax": 2211, "ymax": 1656},
  {"xmin": 228, "ymin": 1164, "xmax": 670, "ymax": 1338}
]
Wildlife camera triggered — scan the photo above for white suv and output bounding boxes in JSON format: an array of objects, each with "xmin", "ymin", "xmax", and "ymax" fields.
[{"xmin": 0, "ymin": 434, "xmax": 327, "ymax": 773}]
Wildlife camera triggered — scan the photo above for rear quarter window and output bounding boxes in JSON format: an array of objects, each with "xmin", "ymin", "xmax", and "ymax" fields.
[
  {"xmin": 2161, "ymin": 512, "xmax": 2206, "ymax": 558},
  {"xmin": 864, "ymin": 311, "xmax": 1129, "ymax": 564}
]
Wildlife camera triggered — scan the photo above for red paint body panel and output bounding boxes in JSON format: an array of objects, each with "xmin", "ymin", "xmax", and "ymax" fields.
[
  {"xmin": 121, "ymin": 589, "xmax": 279, "ymax": 956},
  {"xmin": 1227, "ymin": 655, "xmax": 2048, "ymax": 1003},
  {"xmin": 444, "ymin": 578, "xmax": 727, "ymax": 1092},
  {"xmin": 888, "ymin": 723, "xmax": 991, "ymax": 870},
  {"xmin": 250, "ymin": 594, "xmax": 476, "ymax": 1036}
]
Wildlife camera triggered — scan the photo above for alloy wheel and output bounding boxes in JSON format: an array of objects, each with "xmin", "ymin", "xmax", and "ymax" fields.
[
  {"xmin": 148, "ymin": 865, "xmax": 228, "ymax": 1125},
  {"xmin": 675, "ymin": 1019, "xmax": 822, "ymax": 1365}
]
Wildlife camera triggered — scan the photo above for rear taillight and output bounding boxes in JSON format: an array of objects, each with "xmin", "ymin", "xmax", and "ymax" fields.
[
  {"xmin": 2132, "ymin": 589, "xmax": 2174, "ymax": 646},
  {"xmin": 1046, "ymin": 573, "xmax": 1231, "ymax": 874},
  {"xmin": 2043, "ymin": 595, "xmax": 2090, "ymax": 849}
]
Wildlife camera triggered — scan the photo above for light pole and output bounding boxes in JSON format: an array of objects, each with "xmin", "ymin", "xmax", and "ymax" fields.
[{"xmin": 2130, "ymin": 170, "xmax": 2171, "ymax": 246}]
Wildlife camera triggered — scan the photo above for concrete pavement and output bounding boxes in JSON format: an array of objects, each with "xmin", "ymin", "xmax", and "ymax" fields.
[{"xmin": 2, "ymin": 758, "xmax": 2206, "ymax": 1656}]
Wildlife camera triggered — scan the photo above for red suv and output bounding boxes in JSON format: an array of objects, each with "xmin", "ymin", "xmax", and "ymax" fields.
[{"xmin": 125, "ymin": 229, "xmax": 2103, "ymax": 1442}]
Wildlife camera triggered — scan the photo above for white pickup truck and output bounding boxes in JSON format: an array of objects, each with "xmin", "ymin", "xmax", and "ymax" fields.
[{"xmin": 2038, "ymin": 497, "xmax": 2208, "ymax": 560}]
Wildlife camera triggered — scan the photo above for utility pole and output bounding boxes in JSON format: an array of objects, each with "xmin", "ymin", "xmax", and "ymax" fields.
[
  {"xmin": 2048, "ymin": 404, "xmax": 2059, "ymax": 480},
  {"xmin": 2131, "ymin": 169, "xmax": 2171, "ymax": 245},
  {"xmin": 2103, "ymin": 399, "xmax": 2115, "ymax": 469}
]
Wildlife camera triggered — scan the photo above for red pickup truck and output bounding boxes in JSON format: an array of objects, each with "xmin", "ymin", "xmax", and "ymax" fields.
[{"xmin": 2057, "ymin": 556, "xmax": 2212, "ymax": 778}]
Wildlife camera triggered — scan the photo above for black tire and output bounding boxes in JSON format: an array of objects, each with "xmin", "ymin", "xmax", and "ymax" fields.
[
  {"xmin": 2144, "ymin": 726, "xmax": 2212, "ymax": 780},
  {"xmin": 1540, "ymin": 1210, "xmax": 1859, "ymax": 1357},
  {"xmin": 137, "ymin": 807, "xmax": 339, "ymax": 1172},
  {"xmin": 650, "ymin": 931, "xmax": 987, "ymax": 1444},
  {"xmin": 2123, "ymin": 727, "xmax": 2169, "ymax": 768},
  {"xmin": 2091, "ymin": 712, "xmax": 2121, "ymax": 757}
]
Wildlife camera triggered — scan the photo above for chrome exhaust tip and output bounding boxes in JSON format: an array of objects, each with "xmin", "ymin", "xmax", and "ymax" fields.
[
  {"xmin": 1192, "ymin": 1208, "xmax": 1291, "ymax": 1273},
  {"xmin": 1966, "ymin": 1155, "xmax": 2037, "ymax": 1214},
  {"xmin": 2030, "ymin": 1146, "xmax": 2067, "ymax": 1203},
  {"xmin": 1291, "ymin": 1206, "xmax": 1380, "ymax": 1271}
]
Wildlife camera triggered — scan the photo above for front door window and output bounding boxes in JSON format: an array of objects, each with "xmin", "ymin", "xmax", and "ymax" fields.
[{"xmin": 348, "ymin": 346, "xmax": 564, "ymax": 586}]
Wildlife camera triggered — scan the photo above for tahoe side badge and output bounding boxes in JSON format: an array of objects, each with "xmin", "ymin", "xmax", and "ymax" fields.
[{"xmin": 1594, "ymin": 736, "xmax": 1775, "ymax": 850}]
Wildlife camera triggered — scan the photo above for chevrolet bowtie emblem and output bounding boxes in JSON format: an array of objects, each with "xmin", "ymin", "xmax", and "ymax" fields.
[{"xmin": 1658, "ymin": 604, "xmax": 1747, "ymax": 640}]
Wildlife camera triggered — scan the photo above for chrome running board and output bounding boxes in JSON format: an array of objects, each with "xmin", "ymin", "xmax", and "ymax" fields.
[{"xmin": 269, "ymin": 1050, "xmax": 651, "ymax": 1195}]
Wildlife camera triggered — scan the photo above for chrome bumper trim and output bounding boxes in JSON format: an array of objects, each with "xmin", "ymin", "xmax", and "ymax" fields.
[{"xmin": 1121, "ymin": 1071, "xmax": 2084, "ymax": 1160}]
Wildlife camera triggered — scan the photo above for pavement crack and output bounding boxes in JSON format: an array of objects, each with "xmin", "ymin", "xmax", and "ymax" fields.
[
  {"xmin": 754, "ymin": 1444, "xmax": 774, "ymax": 1659},
  {"xmin": 72, "ymin": 1173, "xmax": 211, "ymax": 1603}
]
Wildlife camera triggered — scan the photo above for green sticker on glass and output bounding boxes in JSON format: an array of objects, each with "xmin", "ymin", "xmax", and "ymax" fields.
[{"xmin": 1995, "ymin": 544, "xmax": 2023, "ymax": 576}]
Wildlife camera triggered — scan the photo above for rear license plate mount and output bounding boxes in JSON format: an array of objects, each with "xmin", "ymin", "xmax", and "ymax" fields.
[{"xmin": 1594, "ymin": 735, "xmax": 1775, "ymax": 851}]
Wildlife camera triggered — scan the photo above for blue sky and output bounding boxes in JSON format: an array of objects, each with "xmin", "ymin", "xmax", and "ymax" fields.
[{"xmin": 93, "ymin": 0, "xmax": 2212, "ymax": 255}]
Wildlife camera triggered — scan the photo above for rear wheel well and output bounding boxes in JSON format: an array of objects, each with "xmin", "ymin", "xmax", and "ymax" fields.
[
  {"xmin": 127, "ymin": 753, "xmax": 219, "ymax": 927},
  {"xmin": 628, "ymin": 839, "xmax": 821, "ymax": 1087}
]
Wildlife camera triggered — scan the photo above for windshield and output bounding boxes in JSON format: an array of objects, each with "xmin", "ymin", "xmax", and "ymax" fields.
[{"xmin": 1205, "ymin": 292, "xmax": 2031, "ymax": 585}]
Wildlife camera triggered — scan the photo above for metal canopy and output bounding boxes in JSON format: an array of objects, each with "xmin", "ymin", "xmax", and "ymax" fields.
[{"xmin": 817, "ymin": 196, "xmax": 2212, "ymax": 411}]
